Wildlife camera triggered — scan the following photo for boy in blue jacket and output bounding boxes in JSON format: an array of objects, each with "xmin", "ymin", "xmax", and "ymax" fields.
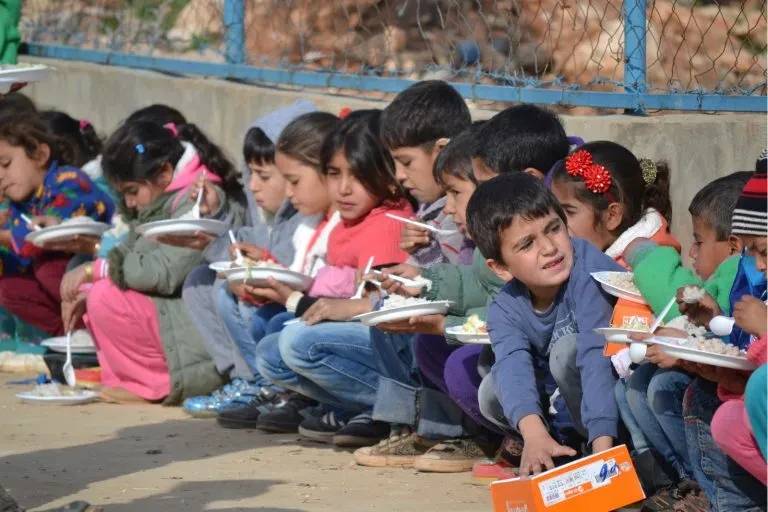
[{"xmin": 467, "ymin": 172, "xmax": 623, "ymax": 476}]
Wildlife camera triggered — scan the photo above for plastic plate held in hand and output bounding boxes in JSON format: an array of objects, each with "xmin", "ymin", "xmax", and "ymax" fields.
[
  {"xmin": 651, "ymin": 337, "xmax": 756, "ymax": 371},
  {"xmin": 136, "ymin": 219, "xmax": 229, "ymax": 238},
  {"xmin": 445, "ymin": 326, "xmax": 491, "ymax": 345},
  {"xmin": 353, "ymin": 301, "xmax": 452, "ymax": 327},
  {"xmin": 591, "ymin": 271, "xmax": 647, "ymax": 305},
  {"xmin": 221, "ymin": 266, "xmax": 313, "ymax": 291},
  {"xmin": 25, "ymin": 222, "xmax": 111, "ymax": 248}
]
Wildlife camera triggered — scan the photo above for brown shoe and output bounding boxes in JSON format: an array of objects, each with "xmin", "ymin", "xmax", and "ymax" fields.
[
  {"xmin": 354, "ymin": 433, "xmax": 438, "ymax": 468},
  {"xmin": 413, "ymin": 438, "xmax": 496, "ymax": 473},
  {"xmin": 673, "ymin": 490, "xmax": 710, "ymax": 512}
]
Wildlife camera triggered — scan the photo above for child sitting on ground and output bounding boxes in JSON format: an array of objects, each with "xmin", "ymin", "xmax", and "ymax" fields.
[{"xmin": 469, "ymin": 172, "xmax": 623, "ymax": 476}]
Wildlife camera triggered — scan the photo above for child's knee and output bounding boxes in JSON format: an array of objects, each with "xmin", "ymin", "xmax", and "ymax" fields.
[
  {"xmin": 549, "ymin": 333, "xmax": 577, "ymax": 383},
  {"xmin": 86, "ymin": 280, "xmax": 120, "ymax": 322}
]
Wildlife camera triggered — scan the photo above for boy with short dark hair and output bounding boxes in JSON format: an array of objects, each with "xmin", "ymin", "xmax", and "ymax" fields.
[
  {"xmin": 380, "ymin": 80, "xmax": 470, "ymax": 266},
  {"xmin": 467, "ymin": 172, "xmax": 623, "ymax": 476}
]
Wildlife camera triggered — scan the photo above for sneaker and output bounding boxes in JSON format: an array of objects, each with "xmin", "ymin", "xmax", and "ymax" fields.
[
  {"xmin": 216, "ymin": 388, "xmax": 284, "ymax": 429},
  {"xmin": 413, "ymin": 438, "xmax": 496, "ymax": 473},
  {"xmin": 673, "ymin": 490, "xmax": 710, "ymax": 512},
  {"xmin": 256, "ymin": 393, "xmax": 318, "ymax": 433},
  {"xmin": 183, "ymin": 379, "xmax": 256, "ymax": 418},
  {"xmin": 354, "ymin": 432, "xmax": 439, "ymax": 468},
  {"xmin": 641, "ymin": 480, "xmax": 707, "ymax": 512},
  {"xmin": 298, "ymin": 410, "xmax": 349, "ymax": 443},
  {"xmin": 333, "ymin": 414, "xmax": 390, "ymax": 448},
  {"xmin": 471, "ymin": 459, "xmax": 514, "ymax": 484}
]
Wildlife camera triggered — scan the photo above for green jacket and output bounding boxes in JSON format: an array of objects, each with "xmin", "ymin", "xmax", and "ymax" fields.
[
  {"xmin": 0, "ymin": 0, "xmax": 19, "ymax": 64},
  {"xmin": 422, "ymin": 248, "xmax": 504, "ymax": 340},
  {"xmin": 631, "ymin": 244, "xmax": 739, "ymax": 320},
  {"xmin": 106, "ymin": 190, "xmax": 224, "ymax": 405}
]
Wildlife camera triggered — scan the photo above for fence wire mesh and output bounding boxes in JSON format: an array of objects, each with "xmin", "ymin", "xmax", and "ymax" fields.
[{"xmin": 21, "ymin": 0, "xmax": 768, "ymax": 98}]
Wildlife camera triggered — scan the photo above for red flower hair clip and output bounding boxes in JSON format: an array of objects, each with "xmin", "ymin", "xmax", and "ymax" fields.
[{"xmin": 564, "ymin": 149, "xmax": 613, "ymax": 196}]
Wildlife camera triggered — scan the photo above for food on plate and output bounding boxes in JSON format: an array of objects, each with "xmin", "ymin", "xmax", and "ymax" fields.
[
  {"xmin": 30, "ymin": 383, "xmax": 79, "ymax": 397},
  {"xmin": 461, "ymin": 314, "xmax": 487, "ymax": 334},
  {"xmin": 696, "ymin": 338, "xmax": 745, "ymax": 357},
  {"xmin": 603, "ymin": 272, "xmax": 641, "ymax": 295},
  {"xmin": 682, "ymin": 285, "xmax": 706, "ymax": 304},
  {"xmin": 70, "ymin": 330, "xmax": 95, "ymax": 347},
  {"xmin": 411, "ymin": 275, "xmax": 433, "ymax": 291},
  {"xmin": 232, "ymin": 258, "xmax": 284, "ymax": 270},
  {"xmin": 379, "ymin": 295, "xmax": 431, "ymax": 310},
  {"xmin": 621, "ymin": 316, "xmax": 650, "ymax": 331}
]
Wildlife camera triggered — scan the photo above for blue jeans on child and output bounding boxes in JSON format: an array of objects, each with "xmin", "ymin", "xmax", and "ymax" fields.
[
  {"xmin": 615, "ymin": 379, "xmax": 650, "ymax": 453},
  {"xmin": 216, "ymin": 285, "xmax": 292, "ymax": 386},
  {"xmin": 625, "ymin": 364, "xmax": 692, "ymax": 481},
  {"xmin": 369, "ymin": 329, "xmax": 474, "ymax": 439},
  {"xmin": 684, "ymin": 377, "xmax": 767, "ymax": 512},
  {"xmin": 254, "ymin": 321, "xmax": 378, "ymax": 412}
]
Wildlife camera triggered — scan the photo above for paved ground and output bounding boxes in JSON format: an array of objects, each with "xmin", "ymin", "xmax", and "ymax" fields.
[{"xmin": 0, "ymin": 377, "xmax": 492, "ymax": 512}]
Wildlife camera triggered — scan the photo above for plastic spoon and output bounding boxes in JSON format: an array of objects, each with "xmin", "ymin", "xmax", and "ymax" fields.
[
  {"xmin": 385, "ymin": 213, "xmax": 458, "ymax": 236},
  {"xmin": 649, "ymin": 296, "xmax": 677, "ymax": 334},
  {"xmin": 21, "ymin": 213, "xmax": 41, "ymax": 231},
  {"xmin": 228, "ymin": 230, "xmax": 244, "ymax": 266},
  {"xmin": 191, "ymin": 170, "xmax": 207, "ymax": 219},
  {"xmin": 371, "ymin": 270, "xmax": 429, "ymax": 289},
  {"xmin": 62, "ymin": 331, "xmax": 76, "ymax": 388},
  {"xmin": 709, "ymin": 316, "xmax": 736, "ymax": 337},
  {"xmin": 353, "ymin": 256, "xmax": 375, "ymax": 300}
]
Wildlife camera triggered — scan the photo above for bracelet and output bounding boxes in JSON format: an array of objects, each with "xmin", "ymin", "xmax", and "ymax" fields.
[{"xmin": 84, "ymin": 263, "xmax": 93, "ymax": 282}]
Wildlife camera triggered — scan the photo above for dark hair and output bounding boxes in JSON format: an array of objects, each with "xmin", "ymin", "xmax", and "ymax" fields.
[
  {"xmin": 475, "ymin": 105, "xmax": 569, "ymax": 174},
  {"xmin": 40, "ymin": 111, "xmax": 103, "ymax": 167},
  {"xmin": 102, "ymin": 121, "xmax": 241, "ymax": 201},
  {"xmin": 689, "ymin": 171, "xmax": 752, "ymax": 241},
  {"xmin": 0, "ymin": 92, "xmax": 38, "ymax": 116},
  {"xmin": 0, "ymin": 110, "xmax": 75, "ymax": 167},
  {"xmin": 320, "ymin": 109, "xmax": 405, "ymax": 205},
  {"xmin": 467, "ymin": 172, "xmax": 567, "ymax": 262},
  {"xmin": 125, "ymin": 104, "xmax": 187, "ymax": 127},
  {"xmin": 276, "ymin": 112, "xmax": 339, "ymax": 170},
  {"xmin": 380, "ymin": 80, "xmax": 471, "ymax": 151},
  {"xmin": 434, "ymin": 120, "xmax": 486, "ymax": 186},
  {"xmin": 243, "ymin": 126, "xmax": 275, "ymax": 166},
  {"xmin": 551, "ymin": 141, "xmax": 672, "ymax": 232}
]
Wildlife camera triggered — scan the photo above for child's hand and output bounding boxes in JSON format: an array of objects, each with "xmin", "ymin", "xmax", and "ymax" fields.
[
  {"xmin": 376, "ymin": 314, "xmax": 445, "ymax": 335},
  {"xmin": 677, "ymin": 288, "xmax": 721, "ymax": 326},
  {"xmin": 230, "ymin": 243, "xmax": 265, "ymax": 262},
  {"xmin": 733, "ymin": 295, "xmax": 768, "ymax": 338},
  {"xmin": 518, "ymin": 415, "xmax": 577, "ymax": 476},
  {"xmin": 366, "ymin": 264, "xmax": 422, "ymax": 298},
  {"xmin": 61, "ymin": 292, "xmax": 88, "ymax": 333},
  {"xmin": 644, "ymin": 344, "xmax": 680, "ymax": 368},
  {"xmin": 399, "ymin": 222, "xmax": 431, "ymax": 253},
  {"xmin": 30, "ymin": 215, "xmax": 62, "ymax": 229},
  {"xmin": 242, "ymin": 277, "xmax": 295, "ymax": 305},
  {"xmin": 301, "ymin": 298, "xmax": 371, "ymax": 325},
  {"xmin": 156, "ymin": 231, "xmax": 215, "ymax": 250},
  {"xmin": 60, "ymin": 264, "xmax": 91, "ymax": 303},
  {"xmin": 189, "ymin": 174, "xmax": 220, "ymax": 217}
]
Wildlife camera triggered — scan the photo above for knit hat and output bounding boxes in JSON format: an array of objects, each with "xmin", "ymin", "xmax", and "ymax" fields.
[{"xmin": 731, "ymin": 149, "xmax": 767, "ymax": 236}]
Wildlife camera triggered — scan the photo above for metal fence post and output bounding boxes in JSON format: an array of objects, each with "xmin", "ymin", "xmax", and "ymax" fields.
[
  {"xmin": 623, "ymin": 0, "xmax": 647, "ymax": 113},
  {"xmin": 224, "ymin": 0, "xmax": 245, "ymax": 65}
]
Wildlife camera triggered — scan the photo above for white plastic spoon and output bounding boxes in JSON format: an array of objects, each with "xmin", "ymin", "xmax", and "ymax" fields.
[
  {"xmin": 650, "ymin": 296, "xmax": 677, "ymax": 334},
  {"xmin": 63, "ymin": 331, "xmax": 76, "ymax": 388},
  {"xmin": 371, "ymin": 270, "xmax": 430, "ymax": 289},
  {"xmin": 352, "ymin": 256, "xmax": 375, "ymax": 300},
  {"xmin": 191, "ymin": 171, "xmax": 207, "ymax": 219},
  {"xmin": 228, "ymin": 230, "xmax": 244, "ymax": 266},
  {"xmin": 385, "ymin": 213, "xmax": 458, "ymax": 236},
  {"xmin": 709, "ymin": 316, "xmax": 736, "ymax": 337},
  {"xmin": 21, "ymin": 213, "xmax": 41, "ymax": 231}
]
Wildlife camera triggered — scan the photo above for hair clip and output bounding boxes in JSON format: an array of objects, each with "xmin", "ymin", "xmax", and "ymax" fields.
[
  {"xmin": 639, "ymin": 158, "xmax": 657, "ymax": 185},
  {"xmin": 79, "ymin": 119, "xmax": 91, "ymax": 130},
  {"xmin": 164, "ymin": 123, "xmax": 179, "ymax": 137},
  {"xmin": 565, "ymin": 149, "xmax": 613, "ymax": 195},
  {"xmin": 135, "ymin": 143, "xmax": 145, "ymax": 154},
  {"xmin": 338, "ymin": 107, "xmax": 352, "ymax": 119}
]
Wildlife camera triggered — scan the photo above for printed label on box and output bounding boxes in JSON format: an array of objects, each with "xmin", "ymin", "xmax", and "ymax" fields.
[{"xmin": 537, "ymin": 458, "xmax": 619, "ymax": 507}]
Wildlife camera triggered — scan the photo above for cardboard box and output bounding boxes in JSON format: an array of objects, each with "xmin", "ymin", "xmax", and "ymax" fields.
[
  {"xmin": 604, "ymin": 299, "xmax": 655, "ymax": 356},
  {"xmin": 490, "ymin": 445, "xmax": 645, "ymax": 512}
]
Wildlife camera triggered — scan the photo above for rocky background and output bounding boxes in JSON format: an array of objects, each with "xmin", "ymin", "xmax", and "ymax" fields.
[{"xmin": 21, "ymin": 0, "xmax": 767, "ymax": 109}]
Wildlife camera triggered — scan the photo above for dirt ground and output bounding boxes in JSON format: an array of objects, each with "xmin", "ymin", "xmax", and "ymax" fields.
[{"xmin": 0, "ymin": 376, "xmax": 492, "ymax": 512}]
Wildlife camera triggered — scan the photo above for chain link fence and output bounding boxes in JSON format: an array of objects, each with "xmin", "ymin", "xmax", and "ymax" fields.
[{"xmin": 20, "ymin": 0, "xmax": 767, "ymax": 105}]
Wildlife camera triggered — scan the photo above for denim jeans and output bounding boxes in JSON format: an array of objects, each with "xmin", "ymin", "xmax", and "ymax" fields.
[
  {"xmin": 626, "ymin": 364, "xmax": 692, "ymax": 480},
  {"xmin": 216, "ymin": 285, "xmax": 288, "ymax": 386},
  {"xmin": 182, "ymin": 265, "xmax": 252, "ymax": 381},
  {"xmin": 684, "ymin": 377, "xmax": 767, "ymax": 512},
  {"xmin": 478, "ymin": 373, "xmax": 515, "ymax": 436},
  {"xmin": 370, "ymin": 329, "xmax": 474, "ymax": 439},
  {"xmin": 255, "ymin": 321, "xmax": 378, "ymax": 413},
  {"xmin": 615, "ymin": 379, "xmax": 650, "ymax": 453}
]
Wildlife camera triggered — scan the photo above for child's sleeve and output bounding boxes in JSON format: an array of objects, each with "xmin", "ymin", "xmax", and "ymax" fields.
[
  {"xmin": 307, "ymin": 265, "xmax": 357, "ymax": 298},
  {"xmin": 106, "ymin": 241, "xmax": 202, "ymax": 295},
  {"xmin": 572, "ymin": 268, "xmax": 620, "ymax": 443},
  {"xmin": 360, "ymin": 216, "xmax": 409, "ymax": 268},
  {"xmin": 422, "ymin": 263, "xmax": 488, "ymax": 316},
  {"xmin": 488, "ymin": 292, "xmax": 543, "ymax": 429}
]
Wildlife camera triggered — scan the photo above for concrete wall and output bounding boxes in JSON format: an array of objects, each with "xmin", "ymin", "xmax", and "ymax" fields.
[{"xmin": 22, "ymin": 57, "xmax": 768, "ymax": 259}]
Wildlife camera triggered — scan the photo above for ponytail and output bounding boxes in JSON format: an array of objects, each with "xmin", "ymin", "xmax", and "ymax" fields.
[
  {"xmin": 40, "ymin": 111, "xmax": 103, "ymax": 167},
  {"xmin": 176, "ymin": 123, "xmax": 241, "ymax": 199},
  {"xmin": 641, "ymin": 160, "xmax": 672, "ymax": 225}
]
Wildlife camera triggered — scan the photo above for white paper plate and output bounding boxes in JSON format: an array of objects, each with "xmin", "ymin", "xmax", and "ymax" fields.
[
  {"xmin": 594, "ymin": 327, "xmax": 653, "ymax": 344},
  {"xmin": 25, "ymin": 222, "xmax": 111, "ymax": 247},
  {"xmin": 41, "ymin": 336, "xmax": 97, "ymax": 354},
  {"xmin": 0, "ymin": 64, "xmax": 53, "ymax": 93},
  {"xmin": 16, "ymin": 390, "xmax": 100, "ymax": 405},
  {"xmin": 136, "ymin": 219, "xmax": 229, "ymax": 238},
  {"xmin": 209, "ymin": 261, "xmax": 233, "ymax": 273},
  {"xmin": 652, "ymin": 337, "xmax": 755, "ymax": 370},
  {"xmin": 354, "ymin": 301, "xmax": 453, "ymax": 327},
  {"xmin": 445, "ymin": 326, "xmax": 491, "ymax": 345},
  {"xmin": 591, "ymin": 272, "xmax": 646, "ymax": 305},
  {"xmin": 221, "ymin": 266, "xmax": 313, "ymax": 291}
]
